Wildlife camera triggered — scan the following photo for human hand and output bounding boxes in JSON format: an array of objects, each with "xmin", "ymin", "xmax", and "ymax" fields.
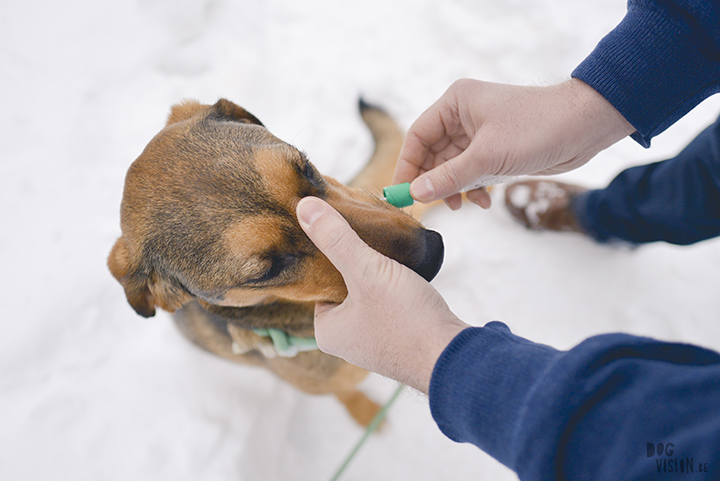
[
  {"xmin": 393, "ymin": 78, "xmax": 635, "ymax": 209},
  {"xmin": 296, "ymin": 196, "xmax": 469, "ymax": 394}
]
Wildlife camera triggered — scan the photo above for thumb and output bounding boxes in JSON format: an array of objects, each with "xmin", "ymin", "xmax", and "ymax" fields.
[
  {"xmin": 409, "ymin": 141, "xmax": 492, "ymax": 203},
  {"xmin": 296, "ymin": 196, "xmax": 376, "ymax": 282}
]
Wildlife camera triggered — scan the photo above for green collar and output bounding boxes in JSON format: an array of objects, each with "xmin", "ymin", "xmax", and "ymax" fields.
[{"xmin": 253, "ymin": 328, "xmax": 318, "ymax": 358}]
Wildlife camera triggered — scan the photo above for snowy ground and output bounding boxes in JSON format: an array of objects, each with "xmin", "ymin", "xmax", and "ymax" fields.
[{"xmin": 2, "ymin": 0, "xmax": 720, "ymax": 479}]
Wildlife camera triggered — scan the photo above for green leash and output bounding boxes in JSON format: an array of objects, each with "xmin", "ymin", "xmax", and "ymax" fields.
[
  {"xmin": 252, "ymin": 328, "xmax": 318, "ymax": 357},
  {"xmin": 252, "ymin": 328, "xmax": 405, "ymax": 480},
  {"xmin": 329, "ymin": 384, "xmax": 406, "ymax": 481},
  {"xmin": 325, "ymin": 184, "xmax": 410, "ymax": 478}
]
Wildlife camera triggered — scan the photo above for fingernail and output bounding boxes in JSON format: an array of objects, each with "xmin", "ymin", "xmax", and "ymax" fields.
[
  {"xmin": 411, "ymin": 177, "xmax": 434, "ymax": 201},
  {"xmin": 297, "ymin": 198, "xmax": 325, "ymax": 227},
  {"xmin": 470, "ymin": 195, "xmax": 492, "ymax": 210}
]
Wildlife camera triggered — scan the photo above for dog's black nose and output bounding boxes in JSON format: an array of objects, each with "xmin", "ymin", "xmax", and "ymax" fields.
[{"xmin": 414, "ymin": 229, "xmax": 444, "ymax": 282}]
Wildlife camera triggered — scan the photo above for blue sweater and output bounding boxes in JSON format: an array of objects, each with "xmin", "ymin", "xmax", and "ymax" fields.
[
  {"xmin": 430, "ymin": 323, "xmax": 720, "ymax": 479},
  {"xmin": 429, "ymin": 1, "xmax": 720, "ymax": 479},
  {"xmin": 572, "ymin": 0, "xmax": 720, "ymax": 147}
]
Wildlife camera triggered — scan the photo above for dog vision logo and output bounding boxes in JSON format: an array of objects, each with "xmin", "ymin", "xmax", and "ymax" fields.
[{"xmin": 647, "ymin": 442, "xmax": 711, "ymax": 474}]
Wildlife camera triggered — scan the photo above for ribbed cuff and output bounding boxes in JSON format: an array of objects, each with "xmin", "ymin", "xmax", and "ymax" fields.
[
  {"xmin": 428, "ymin": 322, "xmax": 561, "ymax": 469},
  {"xmin": 572, "ymin": 2, "xmax": 720, "ymax": 147}
]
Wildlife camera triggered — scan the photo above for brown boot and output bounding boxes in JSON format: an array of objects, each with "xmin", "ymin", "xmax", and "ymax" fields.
[{"xmin": 504, "ymin": 180, "xmax": 588, "ymax": 233}]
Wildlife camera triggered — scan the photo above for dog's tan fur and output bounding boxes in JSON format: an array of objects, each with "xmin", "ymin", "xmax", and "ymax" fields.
[{"xmin": 108, "ymin": 99, "xmax": 443, "ymax": 426}]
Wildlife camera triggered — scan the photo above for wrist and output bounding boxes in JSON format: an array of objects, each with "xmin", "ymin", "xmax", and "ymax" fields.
[
  {"xmin": 564, "ymin": 78, "xmax": 636, "ymax": 152},
  {"xmin": 401, "ymin": 318, "xmax": 469, "ymax": 394}
]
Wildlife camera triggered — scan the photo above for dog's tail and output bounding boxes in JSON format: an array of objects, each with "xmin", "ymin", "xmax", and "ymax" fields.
[{"xmin": 349, "ymin": 98, "xmax": 404, "ymax": 191}]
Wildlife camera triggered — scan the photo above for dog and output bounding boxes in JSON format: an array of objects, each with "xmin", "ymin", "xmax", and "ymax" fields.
[{"xmin": 108, "ymin": 98, "xmax": 444, "ymax": 426}]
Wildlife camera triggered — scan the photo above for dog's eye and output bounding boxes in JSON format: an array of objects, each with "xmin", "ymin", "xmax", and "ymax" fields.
[
  {"xmin": 300, "ymin": 159, "xmax": 325, "ymax": 190},
  {"xmin": 247, "ymin": 254, "xmax": 299, "ymax": 284}
]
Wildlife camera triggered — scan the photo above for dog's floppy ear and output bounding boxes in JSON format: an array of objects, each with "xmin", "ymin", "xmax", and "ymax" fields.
[
  {"xmin": 108, "ymin": 237, "xmax": 191, "ymax": 318},
  {"xmin": 210, "ymin": 98, "xmax": 264, "ymax": 127},
  {"xmin": 108, "ymin": 237, "xmax": 156, "ymax": 317}
]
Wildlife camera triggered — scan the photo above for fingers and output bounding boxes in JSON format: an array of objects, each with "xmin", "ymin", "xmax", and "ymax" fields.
[
  {"xmin": 443, "ymin": 193, "xmax": 463, "ymax": 211},
  {"xmin": 393, "ymin": 114, "xmax": 446, "ymax": 185},
  {"xmin": 409, "ymin": 145, "xmax": 484, "ymax": 203},
  {"xmin": 393, "ymin": 89, "xmax": 460, "ymax": 185},
  {"xmin": 296, "ymin": 197, "xmax": 397, "ymax": 359},
  {"xmin": 296, "ymin": 197, "xmax": 364, "ymax": 354},
  {"xmin": 394, "ymin": 133, "xmax": 429, "ymax": 185},
  {"xmin": 392, "ymin": 79, "xmax": 504, "ymax": 207},
  {"xmin": 296, "ymin": 197, "xmax": 374, "ymax": 281},
  {"xmin": 312, "ymin": 299, "xmax": 349, "ymax": 355},
  {"xmin": 465, "ymin": 188, "xmax": 492, "ymax": 209}
]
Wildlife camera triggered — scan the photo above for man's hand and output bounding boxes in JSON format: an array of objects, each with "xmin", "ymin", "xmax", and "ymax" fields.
[
  {"xmin": 394, "ymin": 78, "xmax": 635, "ymax": 209},
  {"xmin": 296, "ymin": 197, "xmax": 469, "ymax": 394}
]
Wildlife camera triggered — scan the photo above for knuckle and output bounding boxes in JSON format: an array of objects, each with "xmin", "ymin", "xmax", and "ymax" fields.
[
  {"xmin": 319, "ymin": 222, "xmax": 353, "ymax": 256},
  {"xmin": 436, "ymin": 161, "xmax": 463, "ymax": 192}
]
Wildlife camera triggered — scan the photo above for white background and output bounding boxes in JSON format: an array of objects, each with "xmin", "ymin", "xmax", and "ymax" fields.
[{"xmin": 2, "ymin": 0, "xmax": 719, "ymax": 479}]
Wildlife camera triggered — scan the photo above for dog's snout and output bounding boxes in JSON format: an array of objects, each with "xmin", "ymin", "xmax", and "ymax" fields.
[{"xmin": 414, "ymin": 229, "xmax": 444, "ymax": 282}]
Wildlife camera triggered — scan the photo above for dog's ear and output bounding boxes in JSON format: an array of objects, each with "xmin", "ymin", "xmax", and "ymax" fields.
[
  {"xmin": 108, "ymin": 237, "xmax": 192, "ymax": 317},
  {"xmin": 166, "ymin": 99, "xmax": 264, "ymax": 127},
  {"xmin": 108, "ymin": 237, "xmax": 157, "ymax": 317},
  {"xmin": 210, "ymin": 98, "xmax": 264, "ymax": 127},
  {"xmin": 166, "ymin": 99, "xmax": 207, "ymax": 126}
]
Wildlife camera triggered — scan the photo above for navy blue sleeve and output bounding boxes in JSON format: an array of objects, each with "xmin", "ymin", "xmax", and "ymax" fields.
[
  {"xmin": 429, "ymin": 322, "xmax": 720, "ymax": 480},
  {"xmin": 572, "ymin": 0, "xmax": 720, "ymax": 147}
]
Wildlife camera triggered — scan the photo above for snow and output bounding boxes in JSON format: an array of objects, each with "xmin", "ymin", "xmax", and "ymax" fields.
[
  {"xmin": 2, "ymin": 0, "xmax": 720, "ymax": 479},
  {"xmin": 507, "ymin": 184, "xmax": 532, "ymax": 209}
]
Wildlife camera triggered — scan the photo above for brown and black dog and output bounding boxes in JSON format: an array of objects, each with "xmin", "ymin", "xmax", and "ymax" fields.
[{"xmin": 108, "ymin": 98, "xmax": 444, "ymax": 426}]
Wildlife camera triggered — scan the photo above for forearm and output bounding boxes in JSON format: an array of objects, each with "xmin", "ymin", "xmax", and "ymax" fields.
[
  {"xmin": 430, "ymin": 322, "xmax": 720, "ymax": 479},
  {"xmin": 545, "ymin": 78, "xmax": 635, "ymax": 174}
]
